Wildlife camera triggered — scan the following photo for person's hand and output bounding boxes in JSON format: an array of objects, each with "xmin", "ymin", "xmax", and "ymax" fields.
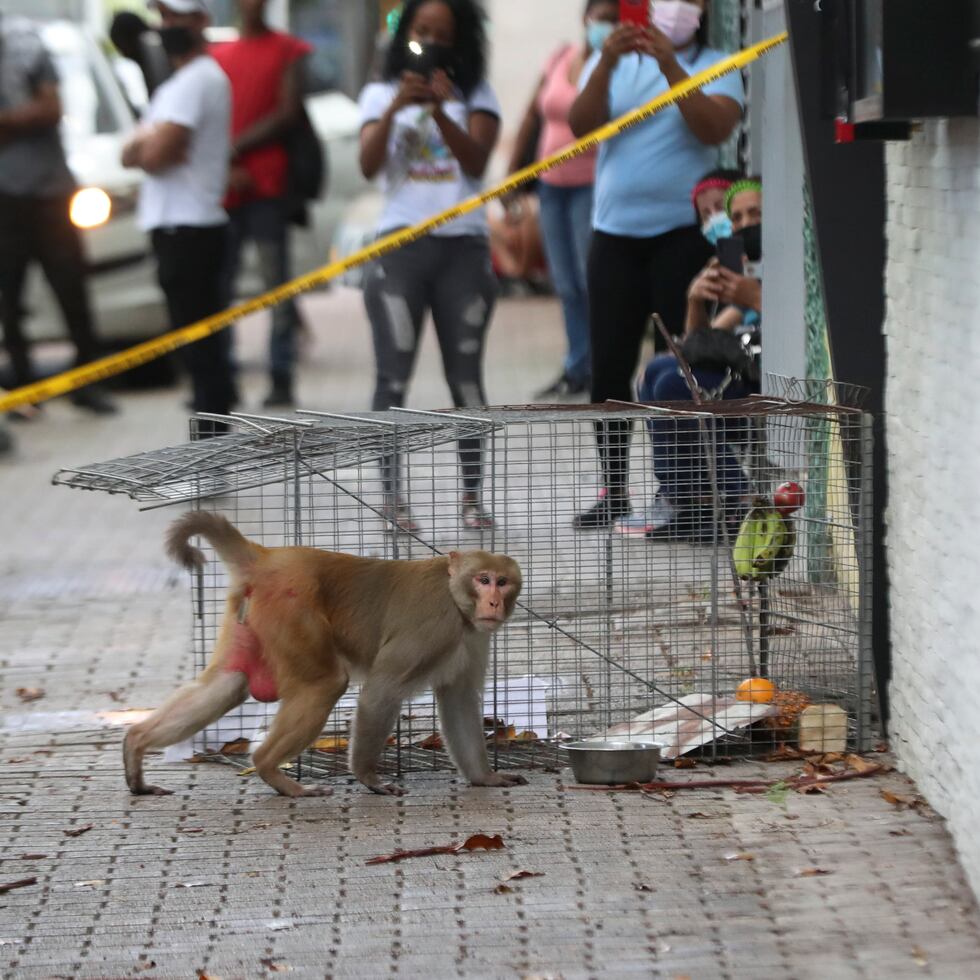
[
  {"xmin": 716, "ymin": 267, "xmax": 761, "ymax": 309},
  {"xmin": 598, "ymin": 23, "xmax": 645, "ymax": 70},
  {"xmin": 392, "ymin": 71, "xmax": 434, "ymax": 111},
  {"xmin": 639, "ymin": 24, "xmax": 680, "ymax": 73},
  {"xmin": 227, "ymin": 164, "xmax": 254, "ymax": 194},
  {"xmin": 428, "ymin": 68, "xmax": 453, "ymax": 106},
  {"xmin": 687, "ymin": 259, "xmax": 723, "ymax": 303}
]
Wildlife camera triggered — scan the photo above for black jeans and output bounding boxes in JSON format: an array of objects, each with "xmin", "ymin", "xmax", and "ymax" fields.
[
  {"xmin": 152, "ymin": 225, "xmax": 237, "ymax": 422},
  {"xmin": 586, "ymin": 225, "xmax": 712, "ymax": 496},
  {"xmin": 0, "ymin": 192, "xmax": 102, "ymax": 387}
]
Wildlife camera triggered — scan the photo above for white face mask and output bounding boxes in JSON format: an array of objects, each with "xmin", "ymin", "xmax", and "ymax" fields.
[{"xmin": 652, "ymin": 1, "xmax": 703, "ymax": 48}]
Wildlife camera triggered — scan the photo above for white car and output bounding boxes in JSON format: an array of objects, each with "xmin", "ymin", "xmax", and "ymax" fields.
[{"xmin": 23, "ymin": 19, "xmax": 366, "ymax": 349}]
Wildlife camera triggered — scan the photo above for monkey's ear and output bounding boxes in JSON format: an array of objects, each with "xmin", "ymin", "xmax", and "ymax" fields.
[{"xmin": 447, "ymin": 551, "xmax": 461, "ymax": 576}]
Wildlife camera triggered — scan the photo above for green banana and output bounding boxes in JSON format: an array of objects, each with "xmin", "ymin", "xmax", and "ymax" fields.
[{"xmin": 733, "ymin": 500, "xmax": 795, "ymax": 580}]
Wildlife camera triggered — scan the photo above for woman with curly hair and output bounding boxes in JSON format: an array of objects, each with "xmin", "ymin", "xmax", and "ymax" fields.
[{"xmin": 359, "ymin": 0, "xmax": 499, "ymax": 532}]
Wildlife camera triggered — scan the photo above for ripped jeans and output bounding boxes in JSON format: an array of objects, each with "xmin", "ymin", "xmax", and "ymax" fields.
[{"xmin": 363, "ymin": 233, "xmax": 497, "ymax": 497}]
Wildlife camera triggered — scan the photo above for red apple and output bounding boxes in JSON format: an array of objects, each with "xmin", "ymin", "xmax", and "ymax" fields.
[{"xmin": 773, "ymin": 481, "xmax": 805, "ymax": 515}]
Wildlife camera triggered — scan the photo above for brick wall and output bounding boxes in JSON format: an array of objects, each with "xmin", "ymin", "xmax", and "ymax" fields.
[{"xmin": 884, "ymin": 117, "xmax": 980, "ymax": 896}]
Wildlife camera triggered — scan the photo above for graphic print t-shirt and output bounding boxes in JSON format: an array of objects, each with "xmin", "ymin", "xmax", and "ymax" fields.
[{"xmin": 358, "ymin": 79, "xmax": 500, "ymax": 237}]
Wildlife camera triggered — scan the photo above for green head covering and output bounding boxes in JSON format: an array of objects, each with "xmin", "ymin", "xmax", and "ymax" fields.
[
  {"xmin": 724, "ymin": 179, "xmax": 763, "ymax": 216},
  {"xmin": 386, "ymin": 5, "xmax": 403, "ymax": 36}
]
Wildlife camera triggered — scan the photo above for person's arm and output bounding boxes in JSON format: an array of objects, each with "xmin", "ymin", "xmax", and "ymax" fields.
[
  {"xmin": 506, "ymin": 80, "xmax": 544, "ymax": 175},
  {"xmin": 359, "ymin": 74, "xmax": 431, "ymax": 178},
  {"xmin": 684, "ymin": 259, "xmax": 722, "ymax": 334},
  {"xmin": 121, "ymin": 122, "xmax": 190, "ymax": 173},
  {"xmin": 232, "ymin": 57, "xmax": 305, "ymax": 158},
  {"xmin": 568, "ymin": 24, "xmax": 643, "ymax": 137},
  {"xmin": 640, "ymin": 27, "xmax": 742, "ymax": 145},
  {"xmin": 429, "ymin": 70, "xmax": 499, "ymax": 178},
  {"xmin": 0, "ymin": 79, "xmax": 61, "ymax": 144}
]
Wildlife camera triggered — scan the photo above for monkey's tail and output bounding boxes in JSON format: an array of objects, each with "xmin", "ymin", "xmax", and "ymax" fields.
[{"xmin": 165, "ymin": 512, "xmax": 260, "ymax": 581}]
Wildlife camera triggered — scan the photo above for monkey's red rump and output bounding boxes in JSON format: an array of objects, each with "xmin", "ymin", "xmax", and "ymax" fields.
[{"xmin": 224, "ymin": 622, "xmax": 278, "ymax": 702}]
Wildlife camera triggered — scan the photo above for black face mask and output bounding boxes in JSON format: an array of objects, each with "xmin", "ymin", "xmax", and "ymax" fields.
[
  {"xmin": 159, "ymin": 25, "xmax": 196, "ymax": 59},
  {"xmin": 740, "ymin": 222, "xmax": 762, "ymax": 262}
]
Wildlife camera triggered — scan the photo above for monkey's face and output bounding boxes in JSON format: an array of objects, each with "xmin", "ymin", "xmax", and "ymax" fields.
[{"xmin": 468, "ymin": 568, "xmax": 520, "ymax": 632}]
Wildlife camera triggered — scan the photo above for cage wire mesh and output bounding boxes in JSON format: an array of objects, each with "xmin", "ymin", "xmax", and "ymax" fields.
[{"xmin": 54, "ymin": 396, "xmax": 875, "ymax": 779}]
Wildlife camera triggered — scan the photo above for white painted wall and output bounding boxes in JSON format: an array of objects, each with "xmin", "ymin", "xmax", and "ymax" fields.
[
  {"xmin": 884, "ymin": 116, "xmax": 980, "ymax": 897},
  {"xmin": 485, "ymin": 0, "xmax": 584, "ymax": 176}
]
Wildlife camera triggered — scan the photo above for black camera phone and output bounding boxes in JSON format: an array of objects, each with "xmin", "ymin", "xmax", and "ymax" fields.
[
  {"xmin": 716, "ymin": 234, "xmax": 745, "ymax": 275},
  {"xmin": 406, "ymin": 40, "xmax": 452, "ymax": 80}
]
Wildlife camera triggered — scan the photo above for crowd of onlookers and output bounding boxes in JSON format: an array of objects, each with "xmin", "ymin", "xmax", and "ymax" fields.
[{"xmin": 0, "ymin": 0, "xmax": 764, "ymax": 543}]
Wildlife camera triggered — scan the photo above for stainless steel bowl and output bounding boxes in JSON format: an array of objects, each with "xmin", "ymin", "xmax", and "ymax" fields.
[{"xmin": 565, "ymin": 740, "xmax": 663, "ymax": 785}]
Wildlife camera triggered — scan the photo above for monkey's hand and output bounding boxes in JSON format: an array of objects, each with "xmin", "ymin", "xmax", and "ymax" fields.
[
  {"xmin": 470, "ymin": 771, "xmax": 528, "ymax": 788},
  {"xmin": 132, "ymin": 783, "xmax": 175, "ymax": 796},
  {"xmin": 356, "ymin": 771, "xmax": 406, "ymax": 796}
]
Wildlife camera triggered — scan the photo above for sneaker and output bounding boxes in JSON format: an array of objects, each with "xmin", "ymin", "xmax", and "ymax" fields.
[
  {"xmin": 534, "ymin": 372, "xmax": 590, "ymax": 400},
  {"xmin": 69, "ymin": 386, "xmax": 118, "ymax": 415},
  {"xmin": 615, "ymin": 495, "xmax": 677, "ymax": 536},
  {"xmin": 573, "ymin": 494, "xmax": 631, "ymax": 530},
  {"xmin": 461, "ymin": 494, "xmax": 494, "ymax": 530}
]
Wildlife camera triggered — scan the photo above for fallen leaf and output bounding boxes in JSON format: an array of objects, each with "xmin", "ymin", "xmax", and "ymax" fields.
[
  {"xmin": 133, "ymin": 961, "xmax": 156, "ymax": 971},
  {"xmin": 686, "ymin": 812, "xmax": 715, "ymax": 819},
  {"xmin": 19, "ymin": 854, "xmax": 47, "ymax": 860},
  {"xmin": 0, "ymin": 878, "xmax": 37, "ymax": 895},
  {"xmin": 64, "ymin": 824, "xmax": 94, "ymax": 838},
  {"xmin": 259, "ymin": 958, "xmax": 291, "ymax": 972},
  {"xmin": 487, "ymin": 725, "xmax": 517, "ymax": 744},
  {"xmin": 911, "ymin": 946, "xmax": 928, "ymax": 966},
  {"xmin": 220, "ymin": 738, "xmax": 250, "ymax": 754},
  {"xmin": 795, "ymin": 867, "xmax": 833, "ymax": 877},
  {"xmin": 311, "ymin": 735, "xmax": 349, "ymax": 753},
  {"xmin": 673, "ymin": 758, "xmax": 697, "ymax": 769},
  {"xmin": 107, "ymin": 690, "xmax": 124, "ymax": 703},
  {"xmin": 818, "ymin": 752, "xmax": 846, "ymax": 764},
  {"xmin": 501, "ymin": 869, "xmax": 544, "ymax": 882},
  {"xmin": 15, "ymin": 687, "xmax": 44, "ymax": 702},
  {"xmin": 417, "ymin": 733, "xmax": 444, "ymax": 751},
  {"xmin": 634, "ymin": 882, "xmax": 654, "ymax": 892},
  {"xmin": 73, "ymin": 879, "xmax": 106, "ymax": 888},
  {"xmin": 881, "ymin": 789, "xmax": 914, "ymax": 808},
  {"xmin": 176, "ymin": 881, "xmax": 213, "ymax": 888},
  {"xmin": 182, "ymin": 827, "xmax": 205, "ymax": 834},
  {"xmin": 845, "ymin": 754, "xmax": 878, "ymax": 774},
  {"xmin": 6, "ymin": 758, "xmax": 29, "ymax": 764},
  {"xmin": 456, "ymin": 833, "xmax": 506, "ymax": 853},
  {"xmin": 198, "ymin": 973, "xmax": 222, "ymax": 980},
  {"xmin": 889, "ymin": 828, "xmax": 911, "ymax": 837},
  {"xmin": 513, "ymin": 730, "xmax": 538, "ymax": 742},
  {"xmin": 723, "ymin": 852, "xmax": 755, "ymax": 862},
  {"xmin": 797, "ymin": 783, "xmax": 828, "ymax": 795},
  {"xmin": 766, "ymin": 781, "xmax": 790, "ymax": 806},
  {"xmin": 366, "ymin": 832, "xmax": 505, "ymax": 865},
  {"xmin": 494, "ymin": 884, "xmax": 514, "ymax": 894}
]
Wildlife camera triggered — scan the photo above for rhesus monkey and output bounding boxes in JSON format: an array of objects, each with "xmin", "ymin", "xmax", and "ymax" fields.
[{"xmin": 124, "ymin": 512, "xmax": 527, "ymax": 799}]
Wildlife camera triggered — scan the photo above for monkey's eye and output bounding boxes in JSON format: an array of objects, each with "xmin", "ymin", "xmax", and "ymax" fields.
[
  {"xmin": 479, "ymin": 575, "xmax": 491, "ymax": 586},
  {"xmin": 497, "ymin": 577, "xmax": 508, "ymax": 588}
]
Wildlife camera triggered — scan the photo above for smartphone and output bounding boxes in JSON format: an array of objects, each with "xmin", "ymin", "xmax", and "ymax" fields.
[
  {"xmin": 619, "ymin": 0, "xmax": 650, "ymax": 28},
  {"xmin": 405, "ymin": 40, "xmax": 452, "ymax": 80},
  {"xmin": 716, "ymin": 235, "xmax": 745, "ymax": 274}
]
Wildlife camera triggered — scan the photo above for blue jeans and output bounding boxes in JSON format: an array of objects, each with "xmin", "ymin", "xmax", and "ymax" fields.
[
  {"xmin": 537, "ymin": 182, "xmax": 593, "ymax": 385},
  {"xmin": 637, "ymin": 354, "xmax": 751, "ymax": 509},
  {"xmin": 221, "ymin": 197, "xmax": 301, "ymax": 384}
]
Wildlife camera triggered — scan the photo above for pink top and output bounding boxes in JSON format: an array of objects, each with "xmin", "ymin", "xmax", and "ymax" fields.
[{"xmin": 536, "ymin": 44, "xmax": 596, "ymax": 188}]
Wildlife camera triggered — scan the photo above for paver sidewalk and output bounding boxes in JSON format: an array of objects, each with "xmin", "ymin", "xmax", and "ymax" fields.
[{"xmin": 3, "ymin": 290, "xmax": 980, "ymax": 978}]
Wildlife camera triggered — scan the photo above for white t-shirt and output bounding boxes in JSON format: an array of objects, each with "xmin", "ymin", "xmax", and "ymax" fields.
[
  {"xmin": 137, "ymin": 54, "xmax": 231, "ymax": 231},
  {"xmin": 358, "ymin": 79, "xmax": 500, "ymax": 237}
]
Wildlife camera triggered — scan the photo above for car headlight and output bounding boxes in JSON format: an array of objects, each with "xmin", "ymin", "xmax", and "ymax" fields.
[{"xmin": 70, "ymin": 187, "xmax": 112, "ymax": 229}]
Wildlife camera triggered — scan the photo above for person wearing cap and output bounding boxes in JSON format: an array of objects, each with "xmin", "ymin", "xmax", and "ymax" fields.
[
  {"xmin": 122, "ymin": 0, "xmax": 236, "ymax": 433},
  {"xmin": 0, "ymin": 12, "xmax": 117, "ymax": 420}
]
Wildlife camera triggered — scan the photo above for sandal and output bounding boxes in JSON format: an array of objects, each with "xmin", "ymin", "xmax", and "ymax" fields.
[
  {"xmin": 461, "ymin": 495, "xmax": 494, "ymax": 530},
  {"xmin": 382, "ymin": 499, "xmax": 419, "ymax": 533}
]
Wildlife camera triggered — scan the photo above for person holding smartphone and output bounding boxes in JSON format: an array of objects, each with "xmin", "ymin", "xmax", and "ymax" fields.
[
  {"xmin": 567, "ymin": 0, "xmax": 744, "ymax": 529},
  {"xmin": 627, "ymin": 176, "xmax": 765, "ymax": 542},
  {"xmin": 358, "ymin": 0, "xmax": 500, "ymax": 532}
]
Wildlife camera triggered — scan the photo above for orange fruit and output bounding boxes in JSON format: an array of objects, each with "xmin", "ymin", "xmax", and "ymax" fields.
[{"xmin": 736, "ymin": 677, "xmax": 777, "ymax": 703}]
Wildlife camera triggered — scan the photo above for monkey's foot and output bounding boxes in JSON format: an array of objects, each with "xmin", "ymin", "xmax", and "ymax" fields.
[
  {"xmin": 365, "ymin": 781, "xmax": 406, "ymax": 796},
  {"xmin": 471, "ymin": 771, "xmax": 528, "ymax": 788},
  {"xmin": 294, "ymin": 785, "xmax": 334, "ymax": 798},
  {"xmin": 131, "ymin": 783, "xmax": 175, "ymax": 796}
]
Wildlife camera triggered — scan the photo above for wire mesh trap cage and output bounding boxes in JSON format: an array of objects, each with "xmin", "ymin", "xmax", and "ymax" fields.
[{"xmin": 54, "ymin": 394, "xmax": 875, "ymax": 779}]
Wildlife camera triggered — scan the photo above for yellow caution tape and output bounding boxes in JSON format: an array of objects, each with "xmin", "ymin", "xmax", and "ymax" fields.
[{"xmin": 0, "ymin": 32, "xmax": 787, "ymax": 414}]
